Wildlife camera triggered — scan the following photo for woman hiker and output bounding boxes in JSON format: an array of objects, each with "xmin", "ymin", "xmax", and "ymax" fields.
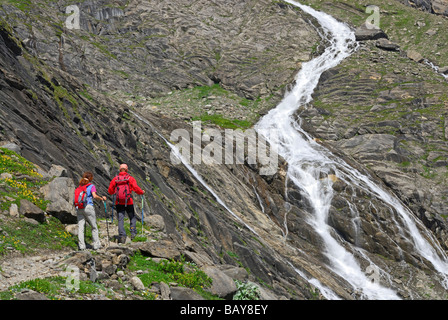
[
  {"xmin": 108, "ymin": 164, "xmax": 145, "ymax": 243},
  {"xmin": 76, "ymin": 171, "xmax": 107, "ymax": 250}
]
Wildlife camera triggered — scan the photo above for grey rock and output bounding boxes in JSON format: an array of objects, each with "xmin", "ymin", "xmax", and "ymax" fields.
[
  {"xmin": 130, "ymin": 276, "xmax": 145, "ymax": 291},
  {"xmin": 15, "ymin": 289, "xmax": 49, "ymax": 300},
  {"xmin": 160, "ymin": 281, "xmax": 171, "ymax": 300},
  {"xmin": 201, "ymin": 265, "xmax": 237, "ymax": 299},
  {"xmin": 355, "ymin": 23, "xmax": 388, "ymax": 41},
  {"xmin": 19, "ymin": 199, "xmax": 45, "ymax": 223},
  {"xmin": 1, "ymin": 142, "xmax": 21, "ymax": 155},
  {"xmin": 40, "ymin": 177, "xmax": 76, "ymax": 224},
  {"xmin": 170, "ymin": 286, "xmax": 204, "ymax": 300}
]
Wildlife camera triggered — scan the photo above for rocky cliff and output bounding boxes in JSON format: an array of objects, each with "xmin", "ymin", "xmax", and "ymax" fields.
[{"xmin": 1, "ymin": 0, "xmax": 448, "ymax": 300}]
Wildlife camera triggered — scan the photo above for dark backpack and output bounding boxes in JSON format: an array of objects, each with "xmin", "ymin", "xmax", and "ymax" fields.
[
  {"xmin": 74, "ymin": 183, "xmax": 92, "ymax": 210},
  {"xmin": 114, "ymin": 174, "xmax": 132, "ymax": 206}
]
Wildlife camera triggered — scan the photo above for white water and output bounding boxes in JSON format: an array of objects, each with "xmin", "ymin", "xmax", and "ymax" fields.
[
  {"xmin": 255, "ymin": 0, "xmax": 448, "ymax": 299},
  {"xmin": 132, "ymin": 0, "xmax": 448, "ymax": 300}
]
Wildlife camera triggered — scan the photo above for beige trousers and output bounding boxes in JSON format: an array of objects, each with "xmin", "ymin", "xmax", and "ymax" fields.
[{"xmin": 77, "ymin": 204, "xmax": 101, "ymax": 250}]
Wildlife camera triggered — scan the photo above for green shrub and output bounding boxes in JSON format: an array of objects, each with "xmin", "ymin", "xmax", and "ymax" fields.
[{"xmin": 233, "ymin": 280, "xmax": 261, "ymax": 300}]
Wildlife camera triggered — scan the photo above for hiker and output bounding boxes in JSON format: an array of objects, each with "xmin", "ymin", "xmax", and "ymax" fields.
[
  {"xmin": 108, "ymin": 164, "xmax": 145, "ymax": 243},
  {"xmin": 75, "ymin": 171, "xmax": 106, "ymax": 251}
]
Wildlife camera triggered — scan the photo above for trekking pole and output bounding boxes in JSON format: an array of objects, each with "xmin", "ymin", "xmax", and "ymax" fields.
[
  {"xmin": 103, "ymin": 200, "xmax": 110, "ymax": 247},
  {"xmin": 141, "ymin": 195, "xmax": 145, "ymax": 236},
  {"xmin": 111, "ymin": 194, "xmax": 115, "ymax": 224}
]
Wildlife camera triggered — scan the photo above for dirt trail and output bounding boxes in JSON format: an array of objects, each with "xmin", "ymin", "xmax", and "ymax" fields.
[{"xmin": 0, "ymin": 220, "xmax": 119, "ymax": 291}]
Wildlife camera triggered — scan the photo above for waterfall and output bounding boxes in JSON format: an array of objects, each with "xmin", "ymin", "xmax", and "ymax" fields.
[
  {"xmin": 255, "ymin": 0, "xmax": 448, "ymax": 299},
  {"xmin": 132, "ymin": 0, "xmax": 448, "ymax": 300}
]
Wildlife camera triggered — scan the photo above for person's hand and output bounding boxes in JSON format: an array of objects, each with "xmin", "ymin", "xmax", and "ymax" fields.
[{"xmin": 102, "ymin": 196, "xmax": 107, "ymax": 201}]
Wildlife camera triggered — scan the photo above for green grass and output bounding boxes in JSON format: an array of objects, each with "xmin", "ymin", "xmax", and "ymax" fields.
[
  {"xmin": 0, "ymin": 216, "xmax": 78, "ymax": 255},
  {"xmin": 3, "ymin": 0, "xmax": 31, "ymax": 12},
  {"xmin": 0, "ymin": 276, "xmax": 114, "ymax": 300},
  {"xmin": 192, "ymin": 114, "xmax": 253, "ymax": 130},
  {"xmin": 0, "ymin": 147, "xmax": 50, "ymax": 211},
  {"xmin": 127, "ymin": 251, "xmax": 217, "ymax": 299}
]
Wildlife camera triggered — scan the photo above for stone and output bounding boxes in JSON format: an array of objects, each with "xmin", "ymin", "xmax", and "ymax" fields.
[
  {"xmin": 438, "ymin": 66, "xmax": 448, "ymax": 74},
  {"xmin": 130, "ymin": 276, "xmax": 145, "ymax": 291},
  {"xmin": 170, "ymin": 286, "xmax": 204, "ymax": 300},
  {"xmin": 15, "ymin": 289, "xmax": 49, "ymax": 300},
  {"xmin": 47, "ymin": 164, "xmax": 68, "ymax": 178},
  {"xmin": 1, "ymin": 142, "xmax": 21, "ymax": 155},
  {"xmin": 145, "ymin": 214, "xmax": 165, "ymax": 232},
  {"xmin": 138, "ymin": 240, "xmax": 182, "ymax": 260},
  {"xmin": 355, "ymin": 23, "xmax": 388, "ymax": 41},
  {"xmin": 40, "ymin": 177, "xmax": 76, "ymax": 224},
  {"xmin": 9, "ymin": 203, "xmax": 19, "ymax": 218},
  {"xmin": 201, "ymin": 265, "xmax": 237, "ymax": 299},
  {"xmin": 218, "ymin": 265, "xmax": 249, "ymax": 282},
  {"xmin": 19, "ymin": 199, "xmax": 45, "ymax": 223},
  {"xmin": 65, "ymin": 224, "xmax": 78, "ymax": 236},
  {"xmin": 407, "ymin": 50, "xmax": 424, "ymax": 63},
  {"xmin": 160, "ymin": 281, "xmax": 171, "ymax": 300},
  {"xmin": 375, "ymin": 38, "xmax": 400, "ymax": 51}
]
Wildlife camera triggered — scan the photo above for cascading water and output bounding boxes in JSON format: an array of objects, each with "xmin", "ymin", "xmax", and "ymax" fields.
[
  {"xmin": 255, "ymin": 0, "xmax": 448, "ymax": 299},
  {"xmin": 133, "ymin": 0, "xmax": 448, "ymax": 300}
]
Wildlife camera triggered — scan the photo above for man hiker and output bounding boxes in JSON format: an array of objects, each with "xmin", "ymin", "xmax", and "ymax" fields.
[
  {"xmin": 75, "ymin": 171, "xmax": 107, "ymax": 251},
  {"xmin": 108, "ymin": 164, "xmax": 145, "ymax": 243}
]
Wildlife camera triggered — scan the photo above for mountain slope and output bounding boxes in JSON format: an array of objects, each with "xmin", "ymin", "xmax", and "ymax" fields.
[{"xmin": 1, "ymin": 0, "xmax": 448, "ymax": 300}]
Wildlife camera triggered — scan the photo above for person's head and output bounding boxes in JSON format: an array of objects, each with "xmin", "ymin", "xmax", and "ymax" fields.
[
  {"xmin": 119, "ymin": 164, "xmax": 128, "ymax": 173},
  {"xmin": 79, "ymin": 171, "xmax": 93, "ymax": 186}
]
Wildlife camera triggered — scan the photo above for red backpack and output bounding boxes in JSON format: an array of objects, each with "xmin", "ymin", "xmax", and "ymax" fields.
[
  {"xmin": 74, "ymin": 183, "xmax": 91, "ymax": 210},
  {"xmin": 114, "ymin": 174, "xmax": 132, "ymax": 206}
]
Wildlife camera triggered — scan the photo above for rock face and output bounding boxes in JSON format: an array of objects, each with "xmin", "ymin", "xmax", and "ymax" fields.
[
  {"xmin": 398, "ymin": 0, "xmax": 448, "ymax": 16},
  {"xmin": 1, "ymin": 0, "xmax": 448, "ymax": 300}
]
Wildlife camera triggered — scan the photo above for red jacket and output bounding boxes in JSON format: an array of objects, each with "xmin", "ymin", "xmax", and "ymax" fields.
[{"xmin": 108, "ymin": 172, "xmax": 144, "ymax": 205}]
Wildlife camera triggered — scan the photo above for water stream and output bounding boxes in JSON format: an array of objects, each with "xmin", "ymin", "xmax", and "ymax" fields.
[
  {"xmin": 133, "ymin": 0, "xmax": 448, "ymax": 299},
  {"xmin": 255, "ymin": 0, "xmax": 448, "ymax": 299}
]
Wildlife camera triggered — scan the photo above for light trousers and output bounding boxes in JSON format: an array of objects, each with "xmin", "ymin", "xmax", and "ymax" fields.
[{"xmin": 77, "ymin": 204, "xmax": 101, "ymax": 250}]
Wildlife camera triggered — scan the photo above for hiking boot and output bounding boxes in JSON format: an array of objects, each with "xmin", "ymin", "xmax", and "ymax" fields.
[{"xmin": 118, "ymin": 236, "xmax": 127, "ymax": 244}]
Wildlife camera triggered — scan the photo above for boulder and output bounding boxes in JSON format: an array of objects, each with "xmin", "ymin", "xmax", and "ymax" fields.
[
  {"xmin": 138, "ymin": 240, "xmax": 182, "ymax": 260},
  {"xmin": 170, "ymin": 286, "xmax": 205, "ymax": 300},
  {"xmin": 1, "ymin": 142, "xmax": 21, "ymax": 155},
  {"xmin": 130, "ymin": 276, "xmax": 145, "ymax": 291},
  {"xmin": 160, "ymin": 281, "xmax": 171, "ymax": 300},
  {"xmin": 407, "ymin": 50, "xmax": 424, "ymax": 63},
  {"xmin": 40, "ymin": 177, "xmax": 76, "ymax": 224},
  {"xmin": 15, "ymin": 289, "xmax": 49, "ymax": 300},
  {"xmin": 47, "ymin": 164, "xmax": 68, "ymax": 178},
  {"xmin": 375, "ymin": 38, "xmax": 400, "ymax": 51},
  {"xmin": 19, "ymin": 199, "xmax": 45, "ymax": 223},
  {"xmin": 355, "ymin": 23, "xmax": 388, "ymax": 41},
  {"xmin": 9, "ymin": 203, "xmax": 19, "ymax": 217},
  {"xmin": 201, "ymin": 265, "xmax": 237, "ymax": 299},
  {"xmin": 145, "ymin": 214, "xmax": 165, "ymax": 232},
  {"xmin": 218, "ymin": 265, "xmax": 249, "ymax": 282}
]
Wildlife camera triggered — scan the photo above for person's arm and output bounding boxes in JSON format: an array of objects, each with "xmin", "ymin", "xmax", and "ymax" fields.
[
  {"xmin": 91, "ymin": 185, "xmax": 107, "ymax": 201},
  {"xmin": 107, "ymin": 178, "xmax": 116, "ymax": 195},
  {"xmin": 92, "ymin": 191, "xmax": 107, "ymax": 201},
  {"xmin": 130, "ymin": 176, "xmax": 145, "ymax": 195}
]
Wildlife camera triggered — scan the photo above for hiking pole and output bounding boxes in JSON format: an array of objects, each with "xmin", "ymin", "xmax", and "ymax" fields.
[
  {"xmin": 141, "ymin": 195, "xmax": 145, "ymax": 236},
  {"xmin": 111, "ymin": 194, "xmax": 115, "ymax": 224},
  {"xmin": 103, "ymin": 200, "xmax": 110, "ymax": 247}
]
